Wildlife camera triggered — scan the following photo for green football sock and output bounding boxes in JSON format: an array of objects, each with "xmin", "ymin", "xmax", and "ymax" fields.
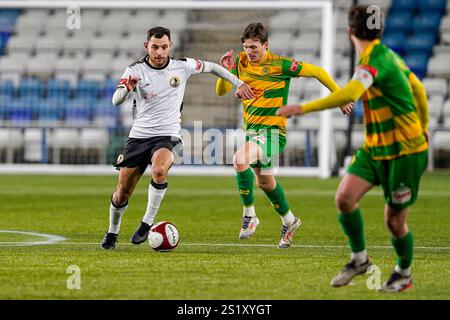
[
  {"xmin": 264, "ymin": 182, "xmax": 290, "ymax": 216},
  {"xmin": 338, "ymin": 208, "xmax": 366, "ymax": 253},
  {"xmin": 236, "ymin": 168, "xmax": 254, "ymax": 207},
  {"xmin": 392, "ymin": 232, "xmax": 414, "ymax": 269}
]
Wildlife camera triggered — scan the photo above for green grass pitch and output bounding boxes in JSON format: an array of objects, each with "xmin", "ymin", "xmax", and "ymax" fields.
[{"xmin": 0, "ymin": 172, "xmax": 449, "ymax": 300}]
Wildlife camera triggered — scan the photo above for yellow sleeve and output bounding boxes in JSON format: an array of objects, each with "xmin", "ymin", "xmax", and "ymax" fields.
[
  {"xmin": 302, "ymin": 80, "xmax": 366, "ymax": 114},
  {"xmin": 409, "ymin": 72, "xmax": 429, "ymax": 132},
  {"xmin": 216, "ymin": 78, "xmax": 233, "ymax": 96},
  {"xmin": 299, "ymin": 62, "xmax": 340, "ymax": 93}
]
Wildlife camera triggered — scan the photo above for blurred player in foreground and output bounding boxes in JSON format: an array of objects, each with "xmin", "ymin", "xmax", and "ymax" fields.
[{"xmin": 277, "ymin": 5, "xmax": 429, "ymax": 292}]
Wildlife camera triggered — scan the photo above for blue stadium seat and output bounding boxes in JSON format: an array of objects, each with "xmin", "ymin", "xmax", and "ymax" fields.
[
  {"xmin": 404, "ymin": 33, "xmax": 436, "ymax": 56},
  {"xmin": 75, "ymin": 80, "xmax": 100, "ymax": 99},
  {"xmin": 385, "ymin": 13, "xmax": 413, "ymax": 33},
  {"xmin": 412, "ymin": 13, "xmax": 442, "ymax": 33},
  {"xmin": 405, "ymin": 54, "xmax": 428, "ymax": 79},
  {"xmin": 417, "ymin": 0, "xmax": 446, "ymax": 14},
  {"xmin": 47, "ymin": 79, "xmax": 72, "ymax": 99},
  {"xmin": 102, "ymin": 78, "xmax": 118, "ymax": 98},
  {"xmin": 0, "ymin": 80, "xmax": 14, "ymax": 96},
  {"xmin": 37, "ymin": 98, "xmax": 64, "ymax": 122},
  {"xmin": 0, "ymin": 94, "xmax": 12, "ymax": 120},
  {"xmin": 6, "ymin": 98, "xmax": 33, "ymax": 124},
  {"xmin": 93, "ymin": 97, "xmax": 119, "ymax": 128},
  {"xmin": 391, "ymin": 0, "xmax": 417, "ymax": 11},
  {"xmin": 18, "ymin": 78, "xmax": 46, "ymax": 98},
  {"xmin": 65, "ymin": 97, "xmax": 94, "ymax": 125},
  {"xmin": 383, "ymin": 32, "xmax": 406, "ymax": 56}
]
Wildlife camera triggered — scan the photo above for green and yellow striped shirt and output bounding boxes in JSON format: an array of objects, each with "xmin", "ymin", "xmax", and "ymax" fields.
[
  {"xmin": 358, "ymin": 39, "xmax": 428, "ymax": 160},
  {"xmin": 230, "ymin": 51, "xmax": 303, "ymax": 135}
]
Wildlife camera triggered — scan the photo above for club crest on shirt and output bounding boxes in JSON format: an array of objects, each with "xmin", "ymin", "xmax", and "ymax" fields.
[
  {"xmin": 262, "ymin": 65, "xmax": 270, "ymax": 75},
  {"xmin": 169, "ymin": 76, "xmax": 180, "ymax": 88}
]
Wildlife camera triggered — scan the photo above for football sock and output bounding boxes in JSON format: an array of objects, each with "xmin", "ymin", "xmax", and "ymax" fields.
[
  {"xmin": 108, "ymin": 195, "xmax": 128, "ymax": 234},
  {"xmin": 243, "ymin": 205, "xmax": 256, "ymax": 217},
  {"xmin": 264, "ymin": 182, "xmax": 290, "ymax": 217},
  {"xmin": 394, "ymin": 265, "xmax": 412, "ymax": 277},
  {"xmin": 392, "ymin": 232, "xmax": 414, "ymax": 270},
  {"xmin": 351, "ymin": 250, "xmax": 368, "ymax": 265},
  {"xmin": 280, "ymin": 210, "xmax": 296, "ymax": 227},
  {"xmin": 338, "ymin": 208, "xmax": 366, "ymax": 253},
  {"xmin": 142, "ymin": 180, "xmax": 167, "ymax": 226},
  {"xmin": 236, "ymin": 167, "xmax": 254, "ymax": 207}
]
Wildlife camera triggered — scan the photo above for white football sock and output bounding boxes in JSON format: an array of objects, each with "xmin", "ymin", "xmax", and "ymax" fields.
[
  {"xmin": 243, "ymin": 206, "xmax": 256, "ymax": 217},
  {"xmin": 395, "ymin": 264, "xmax": 411, "ymax": 277},
  {"xmin": 351, "ymin": 250, "xmax": 368, "ymax": 264},
  {"xmin": 281, "ymin": 210, "xmax": 296, "ymax": 226},
  {"xmin": 142, "ymin": 180, "xmax": 167, "ymax": 226},
  {"xmin": 108, "ymin": 198, "xmax": 128, "ymax": 234}
]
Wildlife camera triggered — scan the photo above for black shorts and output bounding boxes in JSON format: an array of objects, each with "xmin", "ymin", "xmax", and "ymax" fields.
[{"xmin": 114, "ymin": 136, "xmax": 182, "ymax": 174}]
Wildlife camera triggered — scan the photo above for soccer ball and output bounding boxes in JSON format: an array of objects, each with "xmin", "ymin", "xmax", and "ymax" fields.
[{"xmin": 148, "ymin": 221, "xmax": 180, "ymax": 252}]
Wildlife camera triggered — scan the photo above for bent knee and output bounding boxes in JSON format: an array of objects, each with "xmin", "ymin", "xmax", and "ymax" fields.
[
  {"xmin": 335, "ymin": 191, "xmax": 357, "ymax": 213},
  {"xmin": 152, "ymin": 166, "xmax": 168, "ymax": 183}
]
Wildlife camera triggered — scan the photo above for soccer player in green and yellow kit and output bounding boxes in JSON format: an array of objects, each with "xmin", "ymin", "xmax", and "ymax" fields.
[
  {"xmin": 277, "ymin": 5, "xmax": 429, "ymax": 292},
  {"xmin": 216, "ymin": 23, "xmax": 353, "ymax": 248}
]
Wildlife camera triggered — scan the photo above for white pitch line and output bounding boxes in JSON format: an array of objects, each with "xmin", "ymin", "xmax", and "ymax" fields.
[
  {"xmin": 39, "ymin": 241, "xmax": 450, "ymax": 250},
  {"xmin": 0, "ymin": 230, "xmax": 67, "ymax": 247}
]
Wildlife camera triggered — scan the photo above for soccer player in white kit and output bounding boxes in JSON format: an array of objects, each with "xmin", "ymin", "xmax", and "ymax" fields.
[{"xmin": 101, "ymin": 27, "xmax": 254, "ymax": 249}]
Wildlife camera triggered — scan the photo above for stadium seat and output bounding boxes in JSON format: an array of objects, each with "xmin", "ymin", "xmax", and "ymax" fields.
[
  {"xmin": 75, "ymin": 79, "xmax": 100, "ymax": 99},
  {"xmin": 440, "ymin": 14, "xmax": 450, "ymax": 32},
  {"xmin": 0, "ymin": 128, "xmax": 23, "ymax": 163},
  {"xmin": 36, "ymin": 97, "xmax": 65, "ymax": 123},
  {"xmin": 422, "ymin": 78, "xmax": 448, "ymax": 97},
  {"xmin": 26, "ymin": 53, "xmax": 58, "ymax": 79},
  {"xmin": 427, "ymin": 54, "xmax": 450, "ymax": 78},
  {"xmin": 46, "ymin": 79, "xmax": 72, "ymax": 99},
  {"xmin": 18, "ymin": 78, "xmax": 45, "ymax": 98},
  {"xmin": 0, "ymin": 80, "xmax": 14, "ymax": 96},
  {"xmin": 428, "ymin": 95, "xmax": 445, "ymax": 120},
  {"xmin": 48, "ymin": 128, "xmax": 79, "ymax": 164},
  {"xmin": 6, "ymin": 99, "xmax": 33, "ymax": 125},
  {"xmin": 385, "ymin": 13, "xmax": 413, "ymax": 33},
  {"xmin": 390, "ymin": 0, "xmax": 417, "ymax": 12},
  {"xmin": 93, "ymin": 98, "xmax": 119, "ymax": 128},
  {"xmin": 405, "ymin": 54, "xmax": 429, "ymax": 79},
  {"xmin": 383, "ymin": 32, "xmax": 406, "ymax": 55},
  {"xmin": 404, "ymin": 33, "xmax": 436, "ymax": 56},
  {"xmin": 23, "ymin": 128, "xmax": 44, "ymax": 162},
  {"xmin": 417, "ymin": 0, "xmax": 447, "ymax": 14},
  {"xmin": 34, "ymin": 35, "xmax": 61, "ymax": 55},
  {"xmin": 432, "ymin": 130, "xmax": 450, "ymax": 151},
  {"xmin": 79, "ymin": 128, "xmax": 110, "ymax": 164},
  {"xmin": 411, "ymin": 13, "xmax": 442, "ymax": 34}
]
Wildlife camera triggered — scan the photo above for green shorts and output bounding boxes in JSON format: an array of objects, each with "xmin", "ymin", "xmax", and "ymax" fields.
[
  {"xmin": 347, "ymin": 148, "xmax": 428, "ymax": 210},
  {"xmin": 246, "ymin": 129, "xmax": 286, "ymax": 170}
]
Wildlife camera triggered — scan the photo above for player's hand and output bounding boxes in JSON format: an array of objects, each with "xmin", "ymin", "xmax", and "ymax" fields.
[
  {"xmin": 125, "ymin": 76, "xmax": 141, "ymax": 92},
  {"xmin": 276, "ymin": 105, "xmax": 304, "ymax": 117},
  {"xmin": 339, "ymin": 102, "xmax": 354, "ymax": 115},
  {"xmin": 220, "ymin": 49, "xmax": 235, "ymax": 69},
  {"xmin": 235, "ymin": 83, "xmax": 254, "ymax": 100},
  {"xmin": 424, "ymin": 130, "xmax": 430, "ymax": 143}
]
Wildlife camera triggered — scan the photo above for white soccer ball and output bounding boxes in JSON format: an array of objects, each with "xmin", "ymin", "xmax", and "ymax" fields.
[{"xmin": 148, "ymin": 221, "xmax": 180, "ymax": 252}]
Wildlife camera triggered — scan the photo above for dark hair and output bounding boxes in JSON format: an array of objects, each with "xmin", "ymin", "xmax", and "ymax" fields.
[
  {"xmin": 147, "ymin": 26, "xmax": 171, "ymax": 41},
  {"xmin": 348, "ymin": 4, "xmax": 384, "ymax": 40},
  {"xmin": 240, "ymin": 22, "xmax": 268, "ymax": 44}
]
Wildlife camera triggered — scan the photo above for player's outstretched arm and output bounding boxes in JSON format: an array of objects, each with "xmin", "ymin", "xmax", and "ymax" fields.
[
  {"xmin": 409, "ymin": 72, "xmax": 429, "ymax": 136},
  {"xmin": 277, "ymin": 79, "xmax": 367, "ymax": 117},
  {"xmin": 299, "ymin": 62, "xmax": 340, "ymax": 93},
  {"xmin": 299, "ymin": 62, "xmax": 353, "ymax": 114},
  {"xmin": 202, "ymin": 61, "xmax": 254, "ymax": 100},
  {"xmin": 112, "ymin": 76, "xmax": 140, "ymax": 106}
]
